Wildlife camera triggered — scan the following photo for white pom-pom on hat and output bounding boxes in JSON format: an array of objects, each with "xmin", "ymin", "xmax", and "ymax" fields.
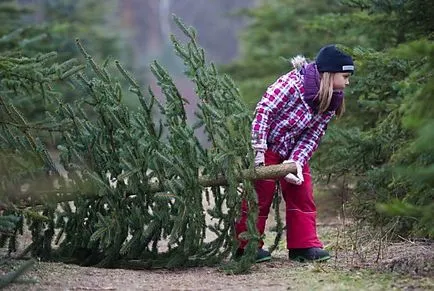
[{"xmin": 291, "ymin": 55, "xmax": 307, "ymax": 70}]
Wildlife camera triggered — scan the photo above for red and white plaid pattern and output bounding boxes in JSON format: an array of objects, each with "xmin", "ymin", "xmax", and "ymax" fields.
[{"xmin": 251, "ymin": 69, "xmax": 335, "ymax": 166}]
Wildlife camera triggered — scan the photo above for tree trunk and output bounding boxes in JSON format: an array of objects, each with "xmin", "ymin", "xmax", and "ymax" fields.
[{"xmin": 12, "ymin": 164, "xmax": 296, "ymax": 207}]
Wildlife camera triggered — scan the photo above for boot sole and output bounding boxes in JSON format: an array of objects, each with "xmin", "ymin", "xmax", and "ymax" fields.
[
  {"xmin": 232, "ymin": 253, "xmax": 272, "ymax": 263},
  {"xmin": 256, "ymin": 255, "xmax": 272, "ymax": 263},
  {"xmin": 289, "ymin": 255, "xmax": 331, "ymax": 263}
]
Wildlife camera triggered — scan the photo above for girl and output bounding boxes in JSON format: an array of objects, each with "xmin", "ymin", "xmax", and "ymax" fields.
[{"xmin": 235, "ymin": 45, "xmax": 354, "ymax": 263}]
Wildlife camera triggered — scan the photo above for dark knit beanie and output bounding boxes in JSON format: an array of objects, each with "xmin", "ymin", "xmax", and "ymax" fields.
[{"xmin": 315, "ymin": 45, "xmax": 354, "ymax": 73}]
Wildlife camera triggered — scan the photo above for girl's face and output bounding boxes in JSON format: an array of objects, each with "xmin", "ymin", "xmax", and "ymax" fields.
[{"xmin": 333, "ymin": 72, "xmax": 351, "ymax": 90}]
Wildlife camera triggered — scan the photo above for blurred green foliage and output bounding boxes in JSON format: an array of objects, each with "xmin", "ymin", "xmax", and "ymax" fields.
[
  {"xmin": 223, "ymin": 0, "xmax": 353, "ymax": 107},
  {"xmin": 1, "ymin": 0, "xmax": 125, "ymax": 146}
]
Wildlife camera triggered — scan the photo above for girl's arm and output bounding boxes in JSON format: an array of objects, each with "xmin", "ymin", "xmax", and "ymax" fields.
[
  {"xmin": 288, "ymin": 111, "xmax": 335, "ymax": 166},
  {"xmin": 251, "ymin": 77, "xmax": 296, "ymax": 151}
]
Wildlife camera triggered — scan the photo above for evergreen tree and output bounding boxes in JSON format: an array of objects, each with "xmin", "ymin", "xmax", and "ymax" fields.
[
  {"xmin": 1, "ymin": 16, "xmax": 293, "ymax": 273},
  {"xmin": 43, "ymin": 16, "xmax": 258, "ymax": 269},
  {"xmin": 315, "ymin": 0, "xmax": 434, "ymax": 238},
  {"xmin": 0, "ymin": 0, "xmax": 83, "ymax": 286},
  {"xmin": 374, "ymin": 40, "xmax": 434, "ymax": 237}
]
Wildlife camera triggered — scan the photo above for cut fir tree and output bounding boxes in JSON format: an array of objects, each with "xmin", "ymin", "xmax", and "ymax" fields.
[{"xmin": 2, "ymin": 16, "xmax": 293, "ymax": 273}]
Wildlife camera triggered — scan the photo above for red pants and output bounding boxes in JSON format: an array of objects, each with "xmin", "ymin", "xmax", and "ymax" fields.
[{"xmin": 235, "ymin": 150, "xmax": 323, "ymax": 249}]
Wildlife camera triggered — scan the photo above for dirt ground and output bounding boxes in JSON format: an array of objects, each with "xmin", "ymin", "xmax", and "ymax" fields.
[
  {"xmin": 2, "ymin": 187, "xmax": 434, "ymax": 291},
  {"xmin": 3, "ymin": 222, "xmax": 433, "ymax": 291}
]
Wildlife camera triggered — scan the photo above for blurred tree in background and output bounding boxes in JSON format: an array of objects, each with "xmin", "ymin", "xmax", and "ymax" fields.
[
  {"xmin": 223, "ymin": 0, "xmax": 353, "ymax": 107},
  {"xmin": 6, "ymin": 0, "xmax": 127, "ymax": 146},
  {"xmin": 225, "ymin": 0, "xmax": 434, "ymax": 238},
  {"xmin": 18, "ymin": 0, "xmax": 122, "ymax": 61}
]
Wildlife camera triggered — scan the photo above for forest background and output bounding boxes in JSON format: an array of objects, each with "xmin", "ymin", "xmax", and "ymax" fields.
[{"xmin": 0, "ymin": 0, "xmax": 433, "ymax": 288}]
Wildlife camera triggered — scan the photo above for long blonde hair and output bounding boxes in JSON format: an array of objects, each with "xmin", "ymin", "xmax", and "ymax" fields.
[{"xmin": 317, "ymin": 72, "xmax": 345, "ymax": 117}]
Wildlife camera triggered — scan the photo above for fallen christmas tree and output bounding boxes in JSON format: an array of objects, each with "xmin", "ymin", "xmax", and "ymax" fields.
[{"xmin": 1, "ymin": 17, "xmax": 295, "ymax": 273}]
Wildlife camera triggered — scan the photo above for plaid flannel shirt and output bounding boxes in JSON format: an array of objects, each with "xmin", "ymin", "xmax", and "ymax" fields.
[{"xmin": 251, "ymin": 69, "xmax": 335, "ymax": 166}]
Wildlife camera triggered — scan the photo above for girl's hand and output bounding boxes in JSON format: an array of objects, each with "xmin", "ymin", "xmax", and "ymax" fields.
[{"xmin": 283, "ymin": 160, "xmax": 304, "ymax": 185}]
